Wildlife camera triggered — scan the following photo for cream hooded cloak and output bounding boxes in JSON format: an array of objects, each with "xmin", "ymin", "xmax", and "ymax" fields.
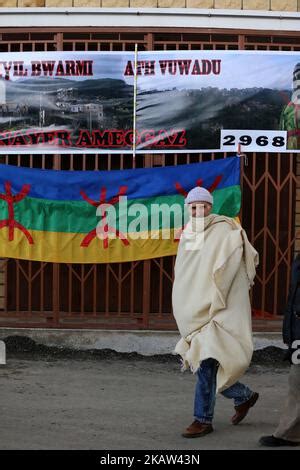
[{"xmin": 172, "ymin": 214, "xmax": 259, "ymax": 392}]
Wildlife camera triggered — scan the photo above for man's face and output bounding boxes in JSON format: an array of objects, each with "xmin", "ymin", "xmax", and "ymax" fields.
[{"xmin": 188, "ymin": 201, "xmax": 212, "ymax": 218}]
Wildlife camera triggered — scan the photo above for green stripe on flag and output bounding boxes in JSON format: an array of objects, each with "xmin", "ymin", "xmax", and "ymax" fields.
[{"xmin": 0, "ymin": 185, "xmax": 241, "ymax": 234}]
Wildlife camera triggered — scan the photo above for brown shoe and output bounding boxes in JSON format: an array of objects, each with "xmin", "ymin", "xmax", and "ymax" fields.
[
  {"xmin": 231, "ymin": 392, "xmax": 259, "ymax": 425},
  {"xmin": 182, "ymin": 420, "xmax": 214, "ymax": 438}
]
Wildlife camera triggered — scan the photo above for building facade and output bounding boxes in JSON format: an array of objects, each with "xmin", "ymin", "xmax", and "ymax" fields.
[{"xmin": 0, "ymin": 4, "xmax": 299, "ymax": 331}]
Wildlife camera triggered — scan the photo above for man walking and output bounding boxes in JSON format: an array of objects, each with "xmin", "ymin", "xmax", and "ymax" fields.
[
  {"xmin": 259, "ymin": 254, "xmax": 300, "ymax": 447},
  {"xmin": 172, "ymin": 186, "xmax": 259, "ymax": 438}
]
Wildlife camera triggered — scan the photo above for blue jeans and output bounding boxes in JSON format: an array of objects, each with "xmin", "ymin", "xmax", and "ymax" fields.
[{"xmin": 194, "ymin": 358, "xmax": 254, "ymax": 424}]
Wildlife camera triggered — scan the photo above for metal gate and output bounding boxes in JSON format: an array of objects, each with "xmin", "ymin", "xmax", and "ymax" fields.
[{"xmin": 0, "ymin": 28, "xmax": 298, "ymax": 329}]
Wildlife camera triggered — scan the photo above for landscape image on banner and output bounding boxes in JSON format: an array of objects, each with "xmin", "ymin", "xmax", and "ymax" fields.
[{"xmin": 134, "ymin": 51, "xmax": 300, "ymax": 151}]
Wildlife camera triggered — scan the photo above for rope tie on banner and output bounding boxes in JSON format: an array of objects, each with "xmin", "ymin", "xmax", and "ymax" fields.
[
  {"xmin": 132, "ymin": 43, "xmax": 138, "ymax": 167},
  {"xmin": 237, "ymin": 142, "xmax": 248, "ymax": 166}
]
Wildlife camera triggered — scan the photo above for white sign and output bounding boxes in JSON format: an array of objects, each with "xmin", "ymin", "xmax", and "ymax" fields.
[{"xmin": 220, "ymin": 130, "xmax": 287, "ymax": 152}]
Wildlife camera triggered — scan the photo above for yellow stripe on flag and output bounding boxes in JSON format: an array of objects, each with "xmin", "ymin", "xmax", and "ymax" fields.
[{"xmin": 0, "ymin": 227, "xmax": 179, "ymax": 264}]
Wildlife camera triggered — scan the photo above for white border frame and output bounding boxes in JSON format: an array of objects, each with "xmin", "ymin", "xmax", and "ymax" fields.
[{"xmin": 0, "ymin": 8, "xmax": 299, "ymax": 32}]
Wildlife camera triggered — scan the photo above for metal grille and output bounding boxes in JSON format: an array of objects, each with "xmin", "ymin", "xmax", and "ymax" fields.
[{"xmin": 0, "ymin": 28, "xmax": 298, "ymax": 329}]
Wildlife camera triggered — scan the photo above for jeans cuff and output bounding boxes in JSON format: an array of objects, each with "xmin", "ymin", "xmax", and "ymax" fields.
[
  {"xmin": 235, "ymin": 392, "xmax": 253, "ymax": 407},
  {"xmin": 194, "ymin": 416, "xmax": 213, "ymax": 424}
]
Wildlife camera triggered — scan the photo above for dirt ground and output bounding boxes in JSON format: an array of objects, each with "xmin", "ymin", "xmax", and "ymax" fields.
[{"xmin": 0, "ymin": 342, "xmax": 298, "ymax": 450}]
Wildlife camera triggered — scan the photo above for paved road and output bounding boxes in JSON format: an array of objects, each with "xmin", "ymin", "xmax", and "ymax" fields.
[{"xmin": 0, "ymin": 355, "xmax": 297, "ymax": 450}]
